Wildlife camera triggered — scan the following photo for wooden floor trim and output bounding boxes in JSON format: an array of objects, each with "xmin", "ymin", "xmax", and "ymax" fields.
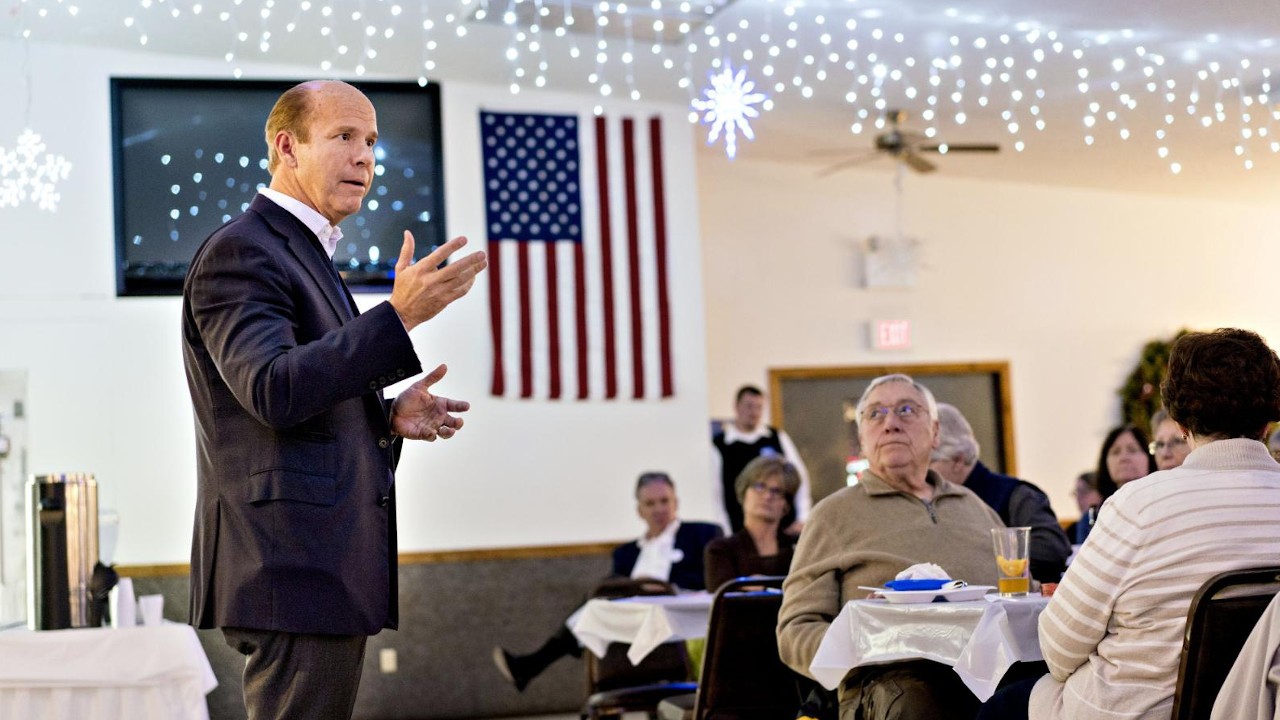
[{"xmin": 116, "ymin": 540, "xmax": 625, "ymax": 578}]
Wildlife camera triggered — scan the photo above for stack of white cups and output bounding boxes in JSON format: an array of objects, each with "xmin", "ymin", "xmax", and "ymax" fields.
[{"xmin": 107, "ymin": 579, "xmax": 164, "ymax": 627}]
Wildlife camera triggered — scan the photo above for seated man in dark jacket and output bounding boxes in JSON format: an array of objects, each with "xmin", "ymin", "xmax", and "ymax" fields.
[
  {"xmin": 930, "ymin": 403, "xmax": 1071, "ymax": 583},
  {"xmin": 493, "ymin": 472, "xmax": 722, "ymax": 691}
]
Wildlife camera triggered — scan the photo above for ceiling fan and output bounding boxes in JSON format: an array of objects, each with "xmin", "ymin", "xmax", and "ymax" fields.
[{"xmin": 817, "ymin": 109, "xmax": 1000, "ymax": 176}]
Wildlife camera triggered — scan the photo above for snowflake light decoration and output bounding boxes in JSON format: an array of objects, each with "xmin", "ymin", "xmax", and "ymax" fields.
[
  {"xmin": 691, "ymin": 64, "xmax": 767, "ymax": 160},
  {"xmin": 0, "ymin": 129, "xmax": 73, "ymax": 211}
]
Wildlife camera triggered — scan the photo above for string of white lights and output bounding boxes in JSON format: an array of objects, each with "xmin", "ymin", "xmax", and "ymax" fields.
[{"xmin": 7, "ymin": 0, "xmax": 1280, "ymax": 170}]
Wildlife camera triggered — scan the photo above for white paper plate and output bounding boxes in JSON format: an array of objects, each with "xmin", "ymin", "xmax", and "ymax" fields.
[{"xmin": 872, "ymin": 585, "xmax": 996, "ymax": 604}]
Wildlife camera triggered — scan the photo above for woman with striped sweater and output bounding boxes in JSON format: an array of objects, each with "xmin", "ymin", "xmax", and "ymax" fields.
[{"xmin": 979, "ymin": 328, "xmax": 1280, "ymax": 720}]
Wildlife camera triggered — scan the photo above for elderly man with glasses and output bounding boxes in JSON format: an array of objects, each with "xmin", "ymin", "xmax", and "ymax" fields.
[{"xmin": 777, "ymin": 373, "xmax": 1003, "ymax": 720}]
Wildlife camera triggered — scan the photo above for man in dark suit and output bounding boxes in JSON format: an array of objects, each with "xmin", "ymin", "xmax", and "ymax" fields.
[
  {"xmin": 610, "ymin": 472, "xmax": 724, "ymax": 590},
  {"xmin": 181, "ymin": 80, "xmax": 486, "ymax": 719},
  {"xmin": 492, "ymin": 472, "xmax": 723, "ymax": 691}
]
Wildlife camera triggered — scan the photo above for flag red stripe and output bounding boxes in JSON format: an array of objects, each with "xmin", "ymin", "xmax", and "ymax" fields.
[
  {"xmin": 622, "ymin": 118, "xmax": 645, "ymax": 399},
  {"xmin": 594, "ymin": 116, "xmax": 618, "ymax": 399},
  {"xmin": 517, "ymin": 242, "xmax": 533, "ymax": 399},
  {"xmin": 544, "ymin": 244, "xmax": 562, "ymax": 399},
  {"xmin": 648, "ymin": 117, "xmax": 674, "ymax": 398},
  {"xmin": 487, "ymin": 240, "xmax": 505, "ymax": 397},
  {"xmin": 573, "ymin": 243, "xmax": 589, "ymax": 399}
]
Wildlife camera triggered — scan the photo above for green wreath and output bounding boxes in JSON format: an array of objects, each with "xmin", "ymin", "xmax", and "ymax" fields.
[{"xmin": 1119, "ymin": 330, "xmax": 1188, "ymax": 431}]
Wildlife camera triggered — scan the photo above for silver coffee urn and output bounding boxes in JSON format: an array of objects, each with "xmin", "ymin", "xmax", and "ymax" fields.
[{"xmin": 26, "ymin": 473, "xmax": 99, "ymax": 630}]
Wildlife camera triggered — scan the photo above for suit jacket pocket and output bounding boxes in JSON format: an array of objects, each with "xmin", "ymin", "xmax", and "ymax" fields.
[{"xmin": 248, "ymin": 469, "xmax": 338, "ymax": 506}]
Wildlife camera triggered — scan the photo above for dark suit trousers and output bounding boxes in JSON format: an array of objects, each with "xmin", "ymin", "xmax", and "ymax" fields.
[{"xmin": 224, "ymin": 627, "xmax": 368, "ymax": 720}]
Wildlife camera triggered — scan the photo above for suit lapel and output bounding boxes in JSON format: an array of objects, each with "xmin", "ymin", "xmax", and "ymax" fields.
[
  {"xmin": 250, "ymin": 196, "xmax": 389, "ymax": 429},
  {"xmin": 250, "ymin": 195, "xmax": 353, "ymax": 324}
]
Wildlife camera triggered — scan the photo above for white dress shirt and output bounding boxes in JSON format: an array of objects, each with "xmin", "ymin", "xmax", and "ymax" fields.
[
  {"xmin": 630, "ymin": 520, "xmax": 683, "ymax": 581},
  {"xmin": 259, "ymin": 188, "xmax": 343, "ymax": 258}
]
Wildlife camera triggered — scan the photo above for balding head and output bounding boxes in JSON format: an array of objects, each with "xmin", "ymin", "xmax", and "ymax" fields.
[{"xmin": 264, "ymin": 80, "xmax": 367, "ymax": 174}]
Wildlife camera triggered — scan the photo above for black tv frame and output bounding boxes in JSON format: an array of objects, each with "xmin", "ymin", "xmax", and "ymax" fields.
[{"xmin": 110, "ymin": 77, "xmax": 447, "ymax": 296}]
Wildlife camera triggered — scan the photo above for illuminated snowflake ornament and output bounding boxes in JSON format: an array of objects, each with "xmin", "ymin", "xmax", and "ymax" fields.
[
  {"xmin": 0, "ymin": 129, "xmax": 73, "ymax": 211},
  {"xmin": 691, "ymin": 64, "xmax": 767, "ymax": 160}
]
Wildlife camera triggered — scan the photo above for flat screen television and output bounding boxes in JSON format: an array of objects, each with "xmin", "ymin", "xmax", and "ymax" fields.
[{"xmin": 110, "ymin": 77, "xmax": 446, "ymax": 296}]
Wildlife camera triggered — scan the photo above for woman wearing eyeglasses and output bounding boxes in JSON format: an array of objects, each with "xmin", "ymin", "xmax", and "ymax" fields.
[
  {"xmin": 1149, "ymin": 407, "xmax": 1191, "ymax": 470},
  {"xmin": 703, "ymin": 455, "xmax": 801, "ymax": 592}
]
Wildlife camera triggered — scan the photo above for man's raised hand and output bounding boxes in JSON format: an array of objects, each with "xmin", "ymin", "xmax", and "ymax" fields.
[{"xmin": 389, "ymin": 232, "xmax": 487, "ymax": 331}]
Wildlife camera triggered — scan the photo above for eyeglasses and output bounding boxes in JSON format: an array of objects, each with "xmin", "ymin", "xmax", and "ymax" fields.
[
  {"xmin": 1149, "ymin": 437, "xmax": 1188, "ymax": 454},
  {"xmin": 862, "ymin": 402, "xmax": 923, "ymax": 425},
  {"xmin": 748, "ymin": 482, "xmax": 787, "ymax": 499}
]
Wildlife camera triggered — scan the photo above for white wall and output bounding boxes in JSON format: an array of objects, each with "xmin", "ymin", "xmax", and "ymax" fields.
[
  {"xmin": 6, "ymin": 37, "xmax": 1277, "ymax": 566},
  {"xmin": 699, "ymin": 155, "xmax": 1280, "ymax": 518},
  {"xmin": 0, "ymin": 40, "xmax": 712, "ymax": 564}
]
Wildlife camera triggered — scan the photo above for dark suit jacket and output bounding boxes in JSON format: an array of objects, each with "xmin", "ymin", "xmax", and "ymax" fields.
[
  {"xmin": 182, "ymin": 195, "xmax": 422, "ymax": 636},
  {"xmin": 611, "ymin": 521, "xmax": 723, "ymax": 591}
]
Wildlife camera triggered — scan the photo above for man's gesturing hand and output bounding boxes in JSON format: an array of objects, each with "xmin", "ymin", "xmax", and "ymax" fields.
[
  {"xmin": 390, "ymin": 364, "xmax": 470, "ymax": 441},
  {"xmin": 389, "ymin": 232, "xmax": 487, "ymax": 331}
]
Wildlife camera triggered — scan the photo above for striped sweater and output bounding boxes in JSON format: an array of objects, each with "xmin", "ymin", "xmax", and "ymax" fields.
[{"xmin": 1031, "ymin": 438, "xmax": 1280, "ymax": 720}]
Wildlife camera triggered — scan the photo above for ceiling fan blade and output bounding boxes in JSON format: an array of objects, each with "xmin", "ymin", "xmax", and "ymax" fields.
[
  {"xmin": 816, "ymin": 153, "xmax": 885, "ymax": 177},
  {"xmin": 900, "ymin": 151, "xmax": 937, "ymax": 174},
  {"xmin": 920, "ymin": 143, "xmax": 1001, "ymax": 154},
  {"xmin": 808, "ymin": 146, "xmax": 875, "ymax": 157}
]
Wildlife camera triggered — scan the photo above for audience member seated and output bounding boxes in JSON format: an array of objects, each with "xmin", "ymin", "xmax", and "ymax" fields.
[
  {"xmin": 777, "ymin": 373, "xmax": 1001, "ymax": 720},
  {"xmin": 1095, "ymin": 423, "xmax": 1157, "ymax": 497},
  {"xmin": 977, "ymin": 328, "xmax": 1280, "ymax": 720},
  {"xmin": 712, "ymin": 384, "xmax": 813, "ymax": 534},
  {"xmin": 1064, "ymin": 471, "xmax": 1103, "ymax": 544},
  {"xmin": 1150, "ymin": 407, "xmax": 1192, "ymax": 470},
  {"xmin": 1074, "ymin": 425, "xmax": 1156, "ymax": 545},
  {"xmin": 493, "ymin": 472, "xmax": 722, "ymax": 691},
  {"xmin": 930, "ymin": 403, "xmax": 1072, "ymax": 583},
  {"xmin": 703, "ymin": 455, "xmax": 800, "ymax": 592}
]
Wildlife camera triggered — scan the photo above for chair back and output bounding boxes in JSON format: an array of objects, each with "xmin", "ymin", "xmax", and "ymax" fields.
[
  {"xmin": 1172, "ymin": 566, "xmax": 1280, "ymax": 720},
  {"xmin": 693, "ymin": 576, "xmax": 798, "ymax": 720},
  {"xmin": 585, "ymin": 578, "xmax": 691, "ymax": 693}
]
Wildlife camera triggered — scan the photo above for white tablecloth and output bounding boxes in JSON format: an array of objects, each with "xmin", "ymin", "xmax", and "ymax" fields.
[
  {"xmin": 810, "ymin": 595, "xmax": 1049, "ymax": 702},
  {"xmin": 0, "ymin": 623, "xmax": 217, "ymax": 720},
  {"xmin": 569, "ymin": 592, "xmax": 714, "ymax": 664}
]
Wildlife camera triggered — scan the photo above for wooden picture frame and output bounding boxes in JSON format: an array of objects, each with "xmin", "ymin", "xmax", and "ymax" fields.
[{"xmin": 768, "ymin": 362, "xmax": 1015, "ymax": 504}]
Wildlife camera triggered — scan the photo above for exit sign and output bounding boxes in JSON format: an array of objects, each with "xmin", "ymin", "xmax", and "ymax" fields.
[{"xmin": 872, "ymin": 319, "xmax": 912, "ymax": 350}]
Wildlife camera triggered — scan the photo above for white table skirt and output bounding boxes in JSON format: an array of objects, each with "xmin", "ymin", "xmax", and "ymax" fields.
[
  {"xmin": 569, "ymin": 592, "xmax": 714, "ymax": 664},
  {"xmin": 810, "ymin": 595, "xmax": 1049, "ymax": 702},
  {"xmin": 0, "ymin": 623, "xmax": 217, "ymax": 720}
]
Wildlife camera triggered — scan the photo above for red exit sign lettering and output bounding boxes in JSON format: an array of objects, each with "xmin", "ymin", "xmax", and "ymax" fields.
[{"xmin": 872, "ymin": 319, "xmax": 912, "ymax": 350}]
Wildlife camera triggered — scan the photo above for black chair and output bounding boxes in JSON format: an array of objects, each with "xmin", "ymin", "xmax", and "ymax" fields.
[
  {"xmin": 660, "ymin": 576, "xmax": 801, "ymax": 720},
  {"xmin": 580, "ymin": 578, "xmax": 698, "ymax": 719},
  {"xmin": 1172, "ymin": 566, "xmax": 1280, "ymax": 720}
]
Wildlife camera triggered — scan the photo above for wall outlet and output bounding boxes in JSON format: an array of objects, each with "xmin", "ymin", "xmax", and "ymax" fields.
[{"xmin": 379, "ymin": 648, "xmax": 398, "ymax": 674}]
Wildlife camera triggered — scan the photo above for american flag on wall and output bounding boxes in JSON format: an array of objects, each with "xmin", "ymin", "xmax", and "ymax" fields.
[{"xmin": 480, "ymin": 110, "xmax": 675, "ymax": 400}]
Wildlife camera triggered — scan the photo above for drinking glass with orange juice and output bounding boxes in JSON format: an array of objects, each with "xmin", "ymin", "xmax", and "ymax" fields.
[{"xmin": 991, "ymin": 527, "xmax": 1032, "ymax": 597}]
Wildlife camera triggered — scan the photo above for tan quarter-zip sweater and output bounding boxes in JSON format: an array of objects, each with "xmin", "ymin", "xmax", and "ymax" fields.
[{"xmin": 776, "ymin": 470, "xmax": 1004, "ymax": 690}]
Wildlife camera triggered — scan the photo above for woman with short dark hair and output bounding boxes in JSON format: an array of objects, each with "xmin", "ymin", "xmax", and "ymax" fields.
[
  {"xmin": 1094, "ymin": 424, "xmax": 1157, "ymax": 499},
  {"xmin": 703, "ymin": 455, "xmax": 801, "ymax": 592},
  {"xmin": 979, "ymin": 329, "xmax": 1280, "ymax": 720}
]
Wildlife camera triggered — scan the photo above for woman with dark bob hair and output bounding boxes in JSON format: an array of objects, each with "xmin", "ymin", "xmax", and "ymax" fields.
[
  {"xmin": 703, "ymin": 455, "xmax": 801, "ymax": 591},
  {"xmin": 978, "ymin": 329, "xmax": 1280, "ymax": 720},
  {"xmin": 1094, "ymin": 424, "xmax": 1157, "ymax": 499}
]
